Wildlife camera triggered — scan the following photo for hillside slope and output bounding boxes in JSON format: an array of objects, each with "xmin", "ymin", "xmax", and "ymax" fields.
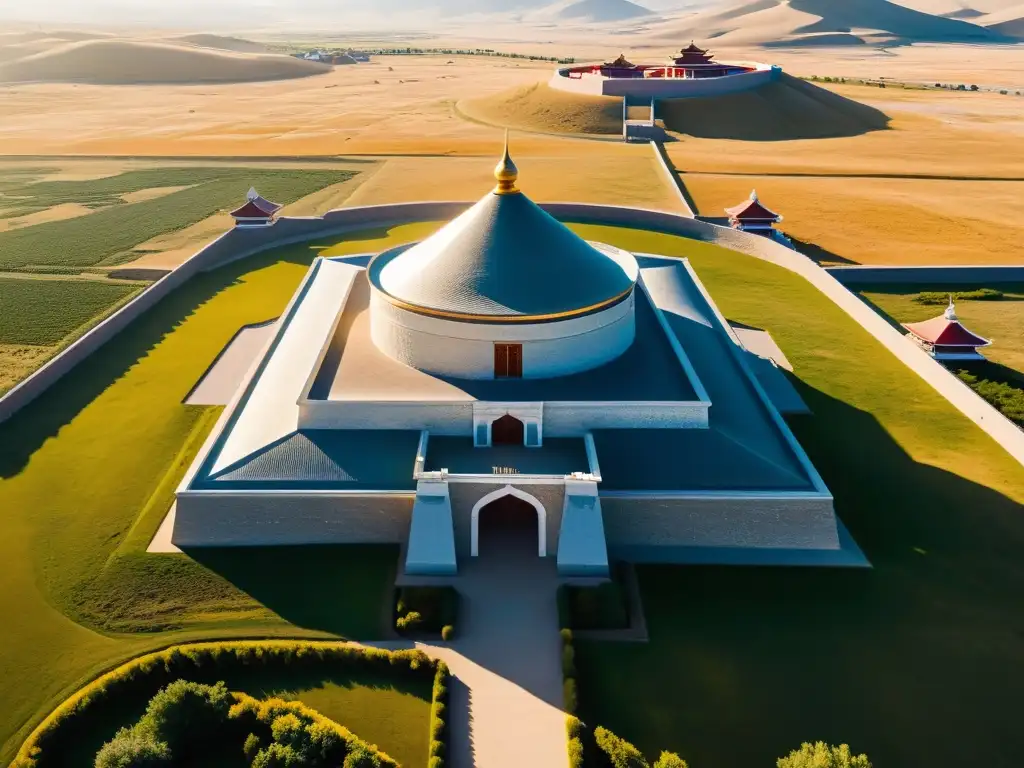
[
  {"xmin": 658, "ymin": 73, "xmax": 891, "ymax": 140},
  {"xmin": 459, "ymin": 82, "xmax": 623, "ymax": 135},
  {"xmin": 0, "ymin": 40, "xmax": 329, "ymax": 85},
  {"xmin": 167, "ymin": 33, "xmax": 268, "ymax": 53}
]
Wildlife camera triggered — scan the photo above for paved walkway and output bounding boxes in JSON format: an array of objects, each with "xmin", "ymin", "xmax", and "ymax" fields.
[{"xmin": 425, "ymin": 521, "xmax": 568, "ymax": 768}]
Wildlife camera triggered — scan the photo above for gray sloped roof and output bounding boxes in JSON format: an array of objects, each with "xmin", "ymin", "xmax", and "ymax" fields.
[{"xmin": 367, "ymin": 191, "xmax": 638, "ymax": 320}]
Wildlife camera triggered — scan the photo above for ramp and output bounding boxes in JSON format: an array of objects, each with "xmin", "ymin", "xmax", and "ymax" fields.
[
  {"xmin": 405, "ymin": 480, "xmax": 458, "ymax": 575},
  {"xmin": 557, "ymin": 480, "xmax": 610, "ymax": 577}
]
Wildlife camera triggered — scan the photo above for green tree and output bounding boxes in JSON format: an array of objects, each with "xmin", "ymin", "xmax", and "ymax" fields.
[
  {"xmin": 94, "ymin": 726, "xmax": 170, "ymax": 768},
  {"xmin": 778, "ymin": 742, "xmax": 872, "ymax": 768}
]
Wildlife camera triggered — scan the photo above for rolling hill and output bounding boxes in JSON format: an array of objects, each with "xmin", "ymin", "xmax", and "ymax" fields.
[
  {"xmin": 166, "ymin": 33, "xmax": 269, "ymax": 53},
  {"xmin": 0, "ymin": 39, "xmax": 330, "ymax": 85}
]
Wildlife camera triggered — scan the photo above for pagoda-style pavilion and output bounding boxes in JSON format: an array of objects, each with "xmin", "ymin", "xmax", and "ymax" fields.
[
  {"xmin": 903, "ymin": 298, "xmax": 991, "ymax": 361},
  {"xmin": 725, "ymin": 190, "xmax": 782, "ymax": 236},
  {"xmin": 599, "ymin": 53, "xmax": 640, "ymax": 78},
  {"xmin": 670, "ymin": 42, "xmax": 737, "ymax": 78},
  {"xmin": 230, "ymin": 188, "xmax": 283, "ymax": 228}
]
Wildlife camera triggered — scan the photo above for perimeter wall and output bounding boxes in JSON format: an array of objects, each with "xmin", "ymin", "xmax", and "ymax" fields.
[
  {"xmin": 549, "ymin": 63, "xmax": 780, "ymax": 98},
  {"xmin": 2, "ymin": 200, "xmax": 1023, "ymax": 470}
]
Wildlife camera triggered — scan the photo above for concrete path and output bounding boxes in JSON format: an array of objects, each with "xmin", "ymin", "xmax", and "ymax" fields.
[{"xmin": 430, "ymin": 522, "xmax": 568, "ymax": 768}]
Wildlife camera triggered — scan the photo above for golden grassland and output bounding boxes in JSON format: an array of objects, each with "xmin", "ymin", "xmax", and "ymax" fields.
[
  {"xmin": 684, "ymin": 173, "xmax": 1024, "ymax": 265},
  {"xmin": 342, "ymin": 150, "xmax": 686, "ymax": 212}
]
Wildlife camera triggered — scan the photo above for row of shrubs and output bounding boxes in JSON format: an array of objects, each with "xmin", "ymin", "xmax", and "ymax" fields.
[
  {"xmin": 95, "ymin": 679, "xmax": 396, "ymax": 768},
  {"xmin": 572, "ymin": 719, "xmax": 870, "ymax": 768},
  {"xmin": 394, "ymin": 586, "xmax": 458, "ymax": 640},
  {"xmin": 14, "ymin": 641, "xmax": 443, "ymax": 768},
  {"xmin": 428, "ymin": 661, "xmax": 451, "ymax": 768},
  {"xmin": 957, "ymin": 368, "xmax": 1024, "ymax": 425},
  {"xmin": 913, "ymin": 288, "xmax": 1003, "ymax": 305}
]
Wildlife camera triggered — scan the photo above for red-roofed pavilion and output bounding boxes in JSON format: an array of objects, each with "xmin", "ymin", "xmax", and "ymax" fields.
[
  {"xmin": 725, "ymin": 190, "xmax": 782, "ymax": 236},
  {"xmin": 230, "ymin": 187, "xmax": 282, "ymax": 227},
  {"xmin": 903, "ymin": 298, "xmax": 991, "ymax": 360}
]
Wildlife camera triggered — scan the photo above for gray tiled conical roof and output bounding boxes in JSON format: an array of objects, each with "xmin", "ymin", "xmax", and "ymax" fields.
[{"xmin": 368, "ymin": 190, "xmax": 638, "ymax": 321}]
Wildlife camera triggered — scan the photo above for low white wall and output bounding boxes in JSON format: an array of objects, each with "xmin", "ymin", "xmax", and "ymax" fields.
[
  {"xmin": 300, "ymin": 401, "xmax": 474, "ymax": 433},
  {"xmin": 369, "ymin": 288, "xmax": 636, "ymax": 380},
  {"xmin": 544, "ymin": 401, "xmax": 708, "ymax": 434},
  {"xmin": 549, "ymin": 64, "xmax": 779, "ymax": 99}
]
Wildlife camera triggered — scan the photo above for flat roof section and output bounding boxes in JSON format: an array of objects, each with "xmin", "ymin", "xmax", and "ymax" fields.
[
  {"xmin": 424, "ymin": 436, "xmax": 590, "ymax": 477},
  {"xmin": 310, "ymin": 271, "xmax": 698, "ymax": 403}
]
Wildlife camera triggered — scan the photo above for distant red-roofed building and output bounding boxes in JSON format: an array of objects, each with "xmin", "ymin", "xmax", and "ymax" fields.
[
  {"xmin": 725, "ymin": 190, "xmax": 782, "ymax": 236},
  {"xmin": 230, "ymin": 188, "xmax": 282, "ymax": 227},
  {"xmin": 903, "ymin": 298, "xmax": 991, "ymax": 360}
]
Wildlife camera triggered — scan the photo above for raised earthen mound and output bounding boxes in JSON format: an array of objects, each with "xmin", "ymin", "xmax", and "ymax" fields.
[
  {"xmin": 459, "ymin": 82, "xmax": 623, "ymax": 135},
  {"xmin": 658, "ymin": 74, "xmax": 890, "ymax": 140},
  {"xmin": 0, "ymin": 39, "xmax": 329, "ymax": 85}
]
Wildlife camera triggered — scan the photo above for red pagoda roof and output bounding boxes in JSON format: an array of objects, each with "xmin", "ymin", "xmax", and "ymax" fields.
[
  {"xmin": 673, "ymin": 41, "xmax": 715, "ymax": 65},
  {"xmin": 725, "ymin": 191, "xmax": 781, "ymax": 222},
  {"xmin": 681, "ymin": 42, "xmax": 707, "ymax": 54},
  {"xmin": 903, "ymin": 301, "xmax": 990, "ymax": 347},
  {"xmin": 230, "ymin": 200, "xmax": 274, "ymax": 219},
  {"xmin": 603, "ymin": 53, "xmax": 636, "ymax": 69}
]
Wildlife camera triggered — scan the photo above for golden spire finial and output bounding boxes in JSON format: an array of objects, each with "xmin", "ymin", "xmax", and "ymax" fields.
[{"xmin": 493, "ymin": 129, "xmax": 519, "ymax": 195}]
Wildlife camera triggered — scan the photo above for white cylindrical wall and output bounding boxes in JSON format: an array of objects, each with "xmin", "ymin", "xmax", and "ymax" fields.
[{"xmin": 370, "ymin": 289, "xmax": 636, "ymax": 380}]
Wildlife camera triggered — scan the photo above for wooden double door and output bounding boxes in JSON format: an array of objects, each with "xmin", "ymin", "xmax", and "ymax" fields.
[{"xmin": 494, "ymin": 343, "xmax": 523, "ymax": 378}]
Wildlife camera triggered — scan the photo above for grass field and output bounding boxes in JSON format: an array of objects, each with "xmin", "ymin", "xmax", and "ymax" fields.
[
  {"xmin": 565, "ymin": 225, "xmax": 1024, "ymax": 768},
  {"xmin": 0, "ymin": 220, "xmax": 443, "ymax": 765},
  {"xmin": 0, "ymin": 168, "xmax": 356, "ymax": 270},
  {"xmin": 857, "ymin": 285, "xmax": 1024, "ymax": 375},
  {"xmin": 0, "ymin": 277, "xmax": 141, "ymax": 345}
]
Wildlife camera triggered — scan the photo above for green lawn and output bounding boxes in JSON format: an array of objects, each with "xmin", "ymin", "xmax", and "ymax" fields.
[
  {"xmin": 0, "ymin": 168, "xmax": 356, "ymax": 269},
  {"xmin": 0, "ymin": 220, "xmax": 443, "ymax": 765},
  {"xmin": 858, "ymin": 284, "xmax": 1024, "ymax": 378},
  {"xmin": 0, "ymin": 277, "xmax": 141, "ymax": 345},
  {"xmin": 567, "ymin": 225, "xmax": 1024, "ymax": 768}
]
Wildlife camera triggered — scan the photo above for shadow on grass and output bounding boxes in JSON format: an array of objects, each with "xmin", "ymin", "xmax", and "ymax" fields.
[
  {"xmin": 185, "ymin": 544, "xmax": 398, "ymax": 638},
  {"xmin": 577, "ymin": 382, "xmax": 1024, "ymax": 768},
  {"xmin": 0, "ymin": 226, "xmax": 402, "ymax": 479}
]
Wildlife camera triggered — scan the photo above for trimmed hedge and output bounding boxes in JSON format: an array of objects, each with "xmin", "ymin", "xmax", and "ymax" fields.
[
  {"xmin": 428, "ymin": 661, "xmax": 451, "ymax": 767},
  {"xmin": 395, "ymin": 586, "xmax": 459, "ymax": 637},
  {"xmin": 95, "ymin": 679, "xmax": 397, "ymax": 767},
  {"xmin": 914, "ymin": 288, "xmax": 1003, "ymax": 305},
  {"xmin": 566, "ymin": 716, "xmax": 586, "ymax": 768},
  {"xmin": 13, "ymin": 641, "xmax": 440, "ymax": 768},
  {"xmin": 560, "ymin": 629, "xmax": 577, "ymax": 714}
]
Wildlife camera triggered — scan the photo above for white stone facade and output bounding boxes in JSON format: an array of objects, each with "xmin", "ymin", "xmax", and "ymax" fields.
[{"xmin": 369, "ymin": 288, "xmax": 636, "ymax": 380}]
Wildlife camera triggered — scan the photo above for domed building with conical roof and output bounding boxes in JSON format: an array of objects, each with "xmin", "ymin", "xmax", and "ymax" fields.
[{"xmin": 173, "ymin": 137, "xmax": 850, "ymax": 577}]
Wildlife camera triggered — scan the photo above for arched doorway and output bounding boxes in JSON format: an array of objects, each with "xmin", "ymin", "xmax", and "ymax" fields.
[
  {"xmin": 471, "ymin": 486, "xmax": 546, "ymax": 557},
  {"xmin": 491, "ymin": 414, "xmax": 524, "ymax": 446}
]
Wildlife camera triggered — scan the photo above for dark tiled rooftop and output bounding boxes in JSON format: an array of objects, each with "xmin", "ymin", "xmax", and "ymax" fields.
[
  {"xmin": 424, "ymin": 436, "xmax": 590, "ymax": 476},
  {"xmin": 198, "ymin": 429, "xmax": 420, "ymax": 491}
]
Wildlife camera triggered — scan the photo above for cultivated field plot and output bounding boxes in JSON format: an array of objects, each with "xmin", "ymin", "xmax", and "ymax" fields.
[
  {"xmin": 567, "ymin": 225, "xmax": 1024, "ymax": 768},
  {"xmin": 0, "ymin": 167, "xmax": 356, "ymax": 270},
  {"xmin": 682, "ymin": 173, "xmax": 1024, "ymax": 266},
  {"xmin": 0, "ymin": 277, "xmax": 140, "ymax": 345}
]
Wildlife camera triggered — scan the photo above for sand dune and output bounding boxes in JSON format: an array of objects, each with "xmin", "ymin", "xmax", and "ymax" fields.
[
  {"xmin": 552, "ymin": 0, "xmax": 654, "ymax": 21},
  {"xmin": 459, "ymin": 81, "xmax": 623, "ymax": 134},
  {"xmin": 652, "ymin": 0, "xmax": 1008, "ymax": 44},
  {"xmin": 0, "ymin": 39, "xmax": 330, "ymax": 85},
  {"xmin": 166, "ymin": 34, "xmax": 268, "ymax": 53}
]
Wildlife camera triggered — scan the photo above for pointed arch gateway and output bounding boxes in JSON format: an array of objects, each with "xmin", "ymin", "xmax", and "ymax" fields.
[{"xmin": 471, "ymin": 485, "xmax": 546, "ymax": 557}]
